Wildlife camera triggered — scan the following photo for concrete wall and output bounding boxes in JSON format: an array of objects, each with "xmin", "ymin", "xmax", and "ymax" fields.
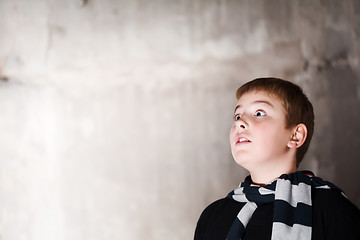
[{"xmin": 0, "ymin": 0, "xmax": 359, "ymax": 239}]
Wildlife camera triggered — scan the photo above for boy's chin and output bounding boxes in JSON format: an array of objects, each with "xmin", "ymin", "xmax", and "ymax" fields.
[
  {"xmin": 232, "ymin": 155, "xmax": 265, "ymax": 172},
  {"xmin": 232, "ymin": 157, "xmax": 252, "ymax": 170}
]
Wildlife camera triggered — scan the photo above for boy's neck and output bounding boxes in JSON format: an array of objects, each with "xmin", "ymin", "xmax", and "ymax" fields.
[{"xmin": 249, "ymin": 163, "xmax": 297, "ymax": 186}]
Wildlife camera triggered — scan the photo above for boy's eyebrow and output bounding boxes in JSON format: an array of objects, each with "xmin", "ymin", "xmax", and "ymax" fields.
[{"xmin": 234, "ymin": 100, "xmax": 274, "ymax": 113}]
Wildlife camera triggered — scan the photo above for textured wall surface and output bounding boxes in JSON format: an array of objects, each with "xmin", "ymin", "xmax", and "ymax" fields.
[{"xmin": 1, "ymin": 0, "xmax": 360, "ymax": 239}]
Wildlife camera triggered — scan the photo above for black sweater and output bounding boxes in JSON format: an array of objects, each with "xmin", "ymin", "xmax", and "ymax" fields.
[{"xmin": 194, "ymin": 188, "xmax": 360, "ymax": 240}]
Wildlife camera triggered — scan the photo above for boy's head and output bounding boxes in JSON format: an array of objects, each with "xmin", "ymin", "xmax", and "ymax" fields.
[{"xmin": 234, "ymin": 77, "xmax": 314, "ymax": 167}]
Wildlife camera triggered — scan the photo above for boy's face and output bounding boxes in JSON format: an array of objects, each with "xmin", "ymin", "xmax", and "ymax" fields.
[{"xmin": 230, "ymin": 90, "xmax": 294, "ymax": 171}]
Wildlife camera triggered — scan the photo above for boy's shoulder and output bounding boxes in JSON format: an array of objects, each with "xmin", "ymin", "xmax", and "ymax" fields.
[
  {"xmin": 312, "ymin": 187, "xmax": 360, "ymax": 239},
  {"xmin": 312, "ymin": 187, "xmax": 359, "ymax": 211},
  {"xmin": 195, "ymin": 187, "xmax": 360, "ymax": 240},
  {"xmin": 194, "ymin": 197, "xmax": 245, "ymax": 240},
  {"xmin": 197, "ymin": 196, "xmax": 244, "ymax": 225},
  {"xmin": 312, "ymin": 187, "xmax": 360, "ymax": 217}
]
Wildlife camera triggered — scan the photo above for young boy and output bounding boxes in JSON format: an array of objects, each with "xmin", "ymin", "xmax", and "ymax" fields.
[{"xmin": 194, "ymin": 78, "xmax": 360, "ymax": 240}]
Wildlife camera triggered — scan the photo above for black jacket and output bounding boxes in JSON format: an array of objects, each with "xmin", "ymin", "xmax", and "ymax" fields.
[{"xmin": 194, "ymin": 188, "xmax": 360, "ymax": 240}]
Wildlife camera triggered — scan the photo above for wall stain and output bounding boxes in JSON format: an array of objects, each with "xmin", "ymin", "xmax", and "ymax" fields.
[
  {"xmin": 0, "ymin": 75, "xmax": 9, "ymax": 82},
  {"xmin": 82, "ymin": 0, "xmax": 89, "ymax": 6}
]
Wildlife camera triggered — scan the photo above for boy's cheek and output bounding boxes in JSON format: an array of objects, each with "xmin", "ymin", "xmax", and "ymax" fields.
[{"xmin": 229, "ymin": 125, "xmax": 238, "ymax": 136}]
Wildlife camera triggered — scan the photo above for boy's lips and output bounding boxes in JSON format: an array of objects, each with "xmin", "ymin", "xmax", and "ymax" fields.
[{"xmin": 234, "ymin": 134, "xmax": 251, "ymax": 145}]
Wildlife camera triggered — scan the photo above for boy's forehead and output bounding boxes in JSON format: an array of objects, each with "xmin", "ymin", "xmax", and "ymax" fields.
[
  {"xmin": 237, "ymin": 90, "xmax": 280, "ymax": 103},
  {"xmin": 235, "ymin": 90, "xmax": 285, "ymax": 111}
]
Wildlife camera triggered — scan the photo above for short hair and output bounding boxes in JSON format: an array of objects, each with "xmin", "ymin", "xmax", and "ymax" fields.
[{"xmin": 236, "ymin": 77, "xmax": 314, "ymax": 166}]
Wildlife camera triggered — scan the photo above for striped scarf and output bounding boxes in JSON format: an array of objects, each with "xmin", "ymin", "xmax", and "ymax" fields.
[{"xmin": 226, "ymin": 171, "xmax": 343, "ymax": 240}]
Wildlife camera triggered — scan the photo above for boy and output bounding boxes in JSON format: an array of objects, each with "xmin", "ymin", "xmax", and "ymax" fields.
[{"xmin": 194, "ymin": 78, "xmax": 360, "ymax": 240}]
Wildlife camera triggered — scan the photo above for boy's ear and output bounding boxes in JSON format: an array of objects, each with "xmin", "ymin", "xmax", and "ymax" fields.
[{"xmin": 287, "ymin": 123, "xmax": 308, "ymax": 149}]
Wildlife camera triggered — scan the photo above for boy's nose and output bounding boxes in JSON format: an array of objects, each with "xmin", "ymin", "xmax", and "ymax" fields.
[{"xmin": 236, "ymin": 120, "xmax": 246, "ymax": 130}]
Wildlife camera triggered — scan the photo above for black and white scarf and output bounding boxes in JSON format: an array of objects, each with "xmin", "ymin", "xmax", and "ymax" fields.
[{"xmin": 226, "ymin": 171, "xmax": 344, "ymax": 240}]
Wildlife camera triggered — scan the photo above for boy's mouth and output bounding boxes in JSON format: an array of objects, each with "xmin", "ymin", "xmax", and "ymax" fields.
[
  {"xmin": 238, "ymin": 138, "xmax": 251, "ymax": 143},
  {"xmin": 235, "ymin": 135, "xmax": 251, "ymax": 145}
]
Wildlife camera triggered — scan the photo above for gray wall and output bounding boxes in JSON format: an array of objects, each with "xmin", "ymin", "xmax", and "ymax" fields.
[{"xmin": 0, "ymin": 0, "xmax": 359, "ymax": 239}]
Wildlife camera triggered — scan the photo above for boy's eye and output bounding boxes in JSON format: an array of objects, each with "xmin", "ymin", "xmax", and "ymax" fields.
[
  {"xmin": 254, "ymin": 110, "xmax": 266, "ymax": 117},
  {"xmin": 234, "ymin": 114, "xmax": 241, "ymax": 121}
]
